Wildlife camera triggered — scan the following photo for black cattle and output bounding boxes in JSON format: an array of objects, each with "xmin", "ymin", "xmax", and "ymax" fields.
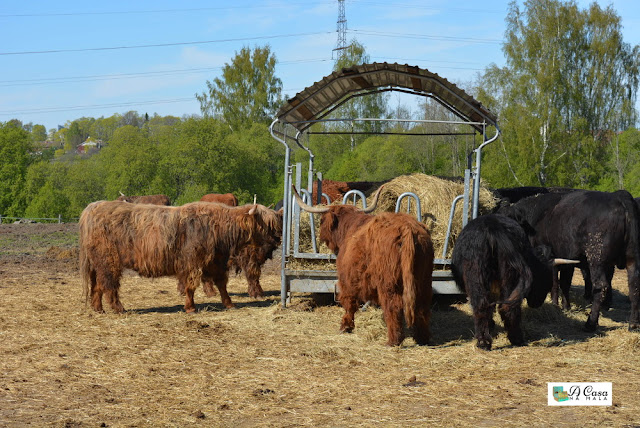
[
  {"xmin": 498, "ymin": 192, "xmax": 575, "ymax": 309},
  {"xmin": 451, "ymin": 214, "xmax": 572, "ymax": 350},
  {"xmin": 493, "ymin": 186, "xmax": 578, "ymax": 206},
  {"xmin": 501, "ymin": 190, "xmax": 640, "ymax": 331}
]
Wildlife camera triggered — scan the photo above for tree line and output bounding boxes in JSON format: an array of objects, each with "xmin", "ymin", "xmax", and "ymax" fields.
[{"xmin": 1, "ymin": 0, "xmax": 639, "ymax": 221}]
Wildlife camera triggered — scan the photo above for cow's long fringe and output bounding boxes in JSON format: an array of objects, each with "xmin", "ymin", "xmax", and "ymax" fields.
[{"xmin": 401, "ymin": 227, "xmax": 417, "ymax": 327}]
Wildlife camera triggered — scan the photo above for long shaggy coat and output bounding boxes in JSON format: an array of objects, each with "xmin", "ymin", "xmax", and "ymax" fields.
[
  {"xmin": 79, "ymin": 200, "xmax": 281, "ymax": 313},
  {"xmin": 319, "ymin": 206, "xmax": 434, "ymax": 346},
  {"xmin": 451, "ymin": 214, "xmax": 553, "ymax": 350},
  {"xmin": 116, "ymin": 194, "xmax": 171, "ymax": 205}
]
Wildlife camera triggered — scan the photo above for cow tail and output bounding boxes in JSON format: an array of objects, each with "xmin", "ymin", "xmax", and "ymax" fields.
[
  {"xmin": 78, "ymin": 205, "xmax": 93, "ymax": 303},
  {"xmin": 401, "ymin": 228, "xmax": 418, "ymax": 327},
  {"xmin": 621, "ymin": 191, "xmax": 640, "ymax": 256}
]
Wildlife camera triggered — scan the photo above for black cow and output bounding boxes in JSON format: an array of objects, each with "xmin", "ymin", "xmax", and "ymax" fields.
[
  {"xmin": 501, "ymin": 190, "xmax": 640, "ymax": 331},
  {"xmin": 493, "ymin": 186, "xmax": 577, "ymax": 205},
  {"xmin": 451, "ymin": 214, "xmax": 574, "ymax": 350}
]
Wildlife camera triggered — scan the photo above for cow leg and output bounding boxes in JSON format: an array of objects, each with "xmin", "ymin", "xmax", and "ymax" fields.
[
  {"xmin": 411, "ymin": 302, "xmax": 431, "ymax": 346},
  {"xmin": 498, "ymin": 301, "xmax": 524, "ymax": 347},
  {"xmin": 184, "ymin": 287, "xmax": 197, "ymax": 313},
  {"xmin": 96, "ymin": 269, "xmax": 124, "ymax": 313},
  {"xmin": 380, "ymin": 293, "xmax": 405, "ymax": 346},
  {"xmin": 550, "ymin": 265, "xmax": 561, "ymax": 307},
  {"xmin": 181, "ymin": 273, "xmax": 200, "ymax": 313},
  {"xmin": 212, "ymin": 272, "xmax": 235, "ymax": 309},
  {"xmin": 557, "ymin": 266, "xmax": 574, "ymax": 310},
  {"xmin": 583, "ymin": 267, "xmax": 593, "ymax": 300},
  {"xmin": 245, "ymin": 258, "xmax": 264, "ymax": 298},
  {"xmin": 88, "ymin": 270, "xmax": 104, "ymax": 313},
  {"xmin": 177, "ymin": 278, "xmax": 186, "ymax": 296},
  {"xmin": 584, "ymin": 266, "xmax": 609, "ymax": 332},
  {"xmin": 104, "ymin": 286, "xmax": 125, "ymax": 314},
  {"xmin": 626, "ymin": 260, "xmax": 640, "ymax": 330},
  {"xmin": 472, "ymin": 304, "xmax": 494, "ymax": 351},
  {"xmin": 602, "ymin": 266, "xmax": 614, "ymax": 311},
  {"xmin": 201, "ymin": 277, "xmax": 218, "ymax": 298},
  {"xmin": 338, "ymin": 288, "xmax": 358, "ymax": 334},
  {"xmin": 466, "ymin": 276, "xmax": 493, "ymax": 350}
]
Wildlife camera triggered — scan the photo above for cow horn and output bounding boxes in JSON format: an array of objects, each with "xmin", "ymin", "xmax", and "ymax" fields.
[
  {"xmin": 361, "ymin": 185, "xmax": 384, "ymax": 213},
  {"xmin": 119, "ymin": 191, "xmax": 125, "ymax": 196},
  {"xmin": 292, "ymin": 186, "xmax": 330, "ymax": 213},
  {"xmin": 553, "ymin": 258, "xmax": 581, "ymax": 266},
  {"xmin": 253, "ymin": 194, "xmax": 257, "ymax": 205}
]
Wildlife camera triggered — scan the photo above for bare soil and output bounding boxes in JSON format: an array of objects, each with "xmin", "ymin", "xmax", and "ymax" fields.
[{"xmin": 1, "ymin": 223, "xmax": 639, "ymax": 427}]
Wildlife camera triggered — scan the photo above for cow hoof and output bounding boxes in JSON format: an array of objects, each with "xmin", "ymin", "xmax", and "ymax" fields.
[
  {"xmin": 629, "ymin": 322, "xmax": 640, "ymax": 331},
  {"xmin": 185, "ymin": 307, "xmax": 197, "ymax": 314},
  {"xmin": 476, "ymin": 340, "xmax": 492, "ymax": 351},
  {"xmin": 583, "ymin": 321, "xmax": 598, "ymax": 332}
]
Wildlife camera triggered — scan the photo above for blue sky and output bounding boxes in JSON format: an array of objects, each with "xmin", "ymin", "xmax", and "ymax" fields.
[{"xmin": 1, "ymin": 0, "xmax": 638, "ymax": 132}]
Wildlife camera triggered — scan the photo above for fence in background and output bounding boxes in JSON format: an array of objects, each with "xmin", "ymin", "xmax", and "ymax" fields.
[{"xmin": 0, "ymin": 215, "xmax": 79, "ymax": 224}]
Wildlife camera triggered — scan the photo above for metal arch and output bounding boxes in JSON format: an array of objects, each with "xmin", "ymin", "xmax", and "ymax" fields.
[
  {"xmin": 297, "ymin": 188, "xmax": 318, "ymax": 254},
  {"xmin": 395, "ymin": 192, "xmax": 422, "ymax": 221},
  {"xmin": 342, "ymin": 189, "xmax": 367, "ymax": 207}
]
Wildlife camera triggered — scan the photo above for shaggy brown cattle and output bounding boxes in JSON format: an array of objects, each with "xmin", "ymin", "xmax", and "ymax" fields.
[
  {"xmin": 294, "ymin": 186, "xmax": 434, "ymax": 346},
  {"xmin": 311, "ymin": 179, "xmax": 388, "ymax": 203},
  {"xmin": 193, "ymin": 192, "xmax": 281, "ymax": 299},
  {"xmin": 79, "ymin": 200, "xmax": 282, "ymax": 313},
  {"xmin": 200, "ymin": 193, "xmax": 238, "ymax": 206},
  {"xmin": 116, "ymin": 193, "xmax": 171, "ymax": 205}
]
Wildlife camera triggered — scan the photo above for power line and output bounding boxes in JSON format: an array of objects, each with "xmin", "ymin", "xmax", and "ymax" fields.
[
  {"xmin": 348, "ymin": 1, "xmax": 505, "ymax": 14},
  {"xmin": 0, "ymin": 31, "xmax": 333, "ymax": 56},
  {"xmin": 0, "ymin": 58, "xmax": 332, "ymax": 87},
  {"xmin": 0, "ymin": 2, "xmax": 332, "ymax": 18},
  {"xmin": 349, "ymin": 29, "xmax": 503, "ymax": 44},
  {"xmin": 0, "ymin": 98, "xmax": 195, "ymax": 116}
]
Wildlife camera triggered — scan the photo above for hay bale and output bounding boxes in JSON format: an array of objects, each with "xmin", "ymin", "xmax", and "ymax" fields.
[
  {"xmin": 369, "ymin": 173, "xmax": 499, "ymax": 258},
  {"xmin": 291, "ymin": 173, "xmax": 499, "ymax": 263}
]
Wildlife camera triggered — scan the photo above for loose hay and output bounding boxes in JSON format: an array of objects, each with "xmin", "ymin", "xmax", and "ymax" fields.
[{"xmin": 2, "ymin": 224, "xmax": 640, "ymax": 427}]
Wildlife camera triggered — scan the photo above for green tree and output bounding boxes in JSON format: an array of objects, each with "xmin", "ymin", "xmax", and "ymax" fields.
[
  {"xmin": 0, "ymin": 121, "xmax": 33, "ymax": 216},
  {"xmin": 477, "ymin": 0, "xmax": 640, "ymax": 188},
  {"xmin": 98, "ymin": 125, "xmax": 159, "ymax": 198},
  {"xmin": 196, "ymin": 45, "xmax": 282, "ymax": 130},
  {"xmin": 23, "ymin": 161, "xmax": 70, "ymax": 219},
  {"xmin": 31, "ymin": 124, "xmax": 47, "ymax": 142}
]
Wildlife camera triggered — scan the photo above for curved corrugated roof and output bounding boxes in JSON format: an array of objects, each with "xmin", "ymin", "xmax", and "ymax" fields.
[{"xmin": 274, "ymin": 62, "xmax": 497, "ymax": 134}]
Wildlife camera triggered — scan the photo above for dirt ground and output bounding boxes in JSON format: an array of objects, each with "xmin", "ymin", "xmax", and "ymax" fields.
[{"xmin": 1, "ymin": 223, "xmax": 640, "ymax": 427}]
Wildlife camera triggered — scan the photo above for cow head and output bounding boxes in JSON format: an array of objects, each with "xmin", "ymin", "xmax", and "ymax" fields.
[
  {"xmin": 527, "ymin": 244, "xmax": 580, "ymax": 308},
  {"xmin": 293, "ymin": 185, "xmax": 383, "ymax": 254}
]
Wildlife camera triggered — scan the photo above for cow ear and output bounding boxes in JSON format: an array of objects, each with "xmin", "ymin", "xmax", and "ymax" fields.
[{"xmin": 329, "ymin": 211, "xmax": 339, "ymax": 229}]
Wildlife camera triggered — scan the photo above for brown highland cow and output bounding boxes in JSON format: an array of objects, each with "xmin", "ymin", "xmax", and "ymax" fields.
[
  {"xmin": 294, "ymin": 186, "xmax": 434, "ymax": 346},
  {"xmin": 79, "ymin": 200, "xmax": 282, "ymax": 313}
]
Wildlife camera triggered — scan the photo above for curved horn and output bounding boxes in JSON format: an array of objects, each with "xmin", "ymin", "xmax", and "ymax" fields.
[
  {"xmin": 361, "ymin": 185, "xmax": 384, "ymax": 213},
  {"xmin": 553, "ymin": 258, "xmax": 581, "ymax": 266},
  {"xmin": 119, "ymin": 191, "xmax": 125, "ymax": 196},
  {"xmin": 253, "ymin": 194, "xmax": 257, "ymax": 205},
  {"xmin": 292, "ymin": 186, "xmax": 330, "ymax": 213}
]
